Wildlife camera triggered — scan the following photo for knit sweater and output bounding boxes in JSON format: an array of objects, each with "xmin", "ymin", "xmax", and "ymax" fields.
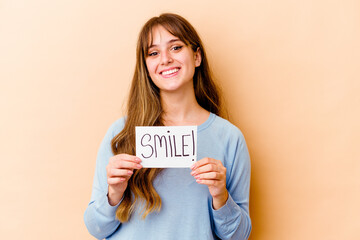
[{"xmin": 84, "ymin": 113, "xmax": 251, "ymax": 240}]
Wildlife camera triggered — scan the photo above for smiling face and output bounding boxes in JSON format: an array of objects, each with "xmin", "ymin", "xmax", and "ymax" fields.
[{"xmin": 145, "ymin": 25, "xmax": 201, "ymax": 94}]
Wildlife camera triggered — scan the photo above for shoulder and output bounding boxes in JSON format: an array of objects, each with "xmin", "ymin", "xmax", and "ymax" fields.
[
  {"xmin": 103, "ymin": 117, "xmax": 127, "ymax": 140},
  {"xmin": 210, "ymin": 114, "xmax": 245, "ymax": 142}
]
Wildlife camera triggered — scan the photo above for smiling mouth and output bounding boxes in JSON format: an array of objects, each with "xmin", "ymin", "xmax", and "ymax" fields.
[{"xmin": 161, "ymin": 68, "xmax": 180, "ymax": 76}]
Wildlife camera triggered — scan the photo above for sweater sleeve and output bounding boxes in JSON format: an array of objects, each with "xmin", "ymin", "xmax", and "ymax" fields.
[
  {"xmin": 211, "ymin": 130, "xmax": 252, "ymax": 240},
  {"xmin": 84, "ymin": 119, "xmax": 125, "ymax": 239}
]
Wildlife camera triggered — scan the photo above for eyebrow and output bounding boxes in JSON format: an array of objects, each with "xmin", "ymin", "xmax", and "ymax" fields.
[{"xmin": 148, "ymin": 38, "xmax": 182, "ymax": 49}]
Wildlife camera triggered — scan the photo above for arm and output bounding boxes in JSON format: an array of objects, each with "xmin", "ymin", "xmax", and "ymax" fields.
[
  {"xmin": 83, "ymin": 122, "xmax": 121, "ymax": 240},
  {"xmin": 191, "ymin": 131, "xmax": 252, "ymax": 240},
  {"xmin": 84, "ymin": 119, "xmax": 142, "ymax": 239},
  {"xmin": 213, "ymin": 133, "xmax": 252, "ymax": 240}
]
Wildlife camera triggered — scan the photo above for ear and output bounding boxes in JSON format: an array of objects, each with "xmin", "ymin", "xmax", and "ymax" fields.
[{"xmin": 194, "ymin": 47, "xmax": 202, "ymax": 67}]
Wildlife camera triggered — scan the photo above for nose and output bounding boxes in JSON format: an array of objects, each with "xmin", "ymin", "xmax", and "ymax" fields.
[{"xmin": 160, "ymin": 51, "xmax": 173, "ymax": 65}]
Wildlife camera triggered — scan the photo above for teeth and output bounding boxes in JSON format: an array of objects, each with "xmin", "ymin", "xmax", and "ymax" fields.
[{"xmin": 162, "ymin": 68, "xmax": 179, "ymax": 75}]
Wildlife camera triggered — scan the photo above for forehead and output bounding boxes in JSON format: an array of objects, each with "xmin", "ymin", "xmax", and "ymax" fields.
[{"xmin": 148, "ymin": 25, "xmax": 180, "ymax": 47}]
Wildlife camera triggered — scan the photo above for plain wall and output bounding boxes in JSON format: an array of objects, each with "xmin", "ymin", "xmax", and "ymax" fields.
[{"xmin": 1, "ymin": 0, "xmax": 359, "ymax": 239}]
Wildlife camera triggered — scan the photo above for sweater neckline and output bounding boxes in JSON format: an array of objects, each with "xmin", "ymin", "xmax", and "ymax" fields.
[{"xmin": 198, "ymin": 112, "xmax": 216, "ymax": 132}]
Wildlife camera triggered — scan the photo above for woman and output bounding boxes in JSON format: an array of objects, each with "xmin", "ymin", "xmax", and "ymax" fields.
[{"xmin": 84, "ymin": 13, "xmax": 251, "ymax": 240}]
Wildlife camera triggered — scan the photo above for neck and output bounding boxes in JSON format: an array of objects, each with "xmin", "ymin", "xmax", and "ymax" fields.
[{"xmin": 160, "ymin": 88, "xmax": 209, "ymax": 126}]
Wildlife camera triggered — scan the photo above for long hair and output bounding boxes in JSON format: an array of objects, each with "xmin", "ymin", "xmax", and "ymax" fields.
[{"xmin": 111, "ymin": 13, "xmax": 224, "ymax": 222}]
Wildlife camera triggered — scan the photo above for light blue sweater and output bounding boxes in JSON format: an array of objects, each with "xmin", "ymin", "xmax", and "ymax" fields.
[{"xmin": 84, "ymin": 113, "xmax": 251, "ymax": 240}]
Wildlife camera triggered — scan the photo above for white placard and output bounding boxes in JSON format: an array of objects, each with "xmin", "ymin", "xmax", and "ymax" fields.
[{"xmin": 136, "ymin": 126, "xmax": 197, "ymax": 168}]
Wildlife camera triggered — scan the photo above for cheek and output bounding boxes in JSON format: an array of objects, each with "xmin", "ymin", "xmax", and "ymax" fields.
[
  {"xmin": 145, "ymin": 60, "xmax": 156, "ymax": 75},
  {"xmin": 181, "ymin": 53, "xmax": 196, "ymax": 68}
]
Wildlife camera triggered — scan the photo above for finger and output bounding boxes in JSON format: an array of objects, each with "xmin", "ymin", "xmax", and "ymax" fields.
[
  {"xmin": 191, "ymin": 157, "xmax": 215, "ymax": 170},
  {"xmin": 195, "ymin": 179, "xmax": 218, "ymax": 186},
  {"xmin": 194, "ymin": 172, "xmax": 223, "ymax": 181},
  {"xmin": 191, "ymin": 158, "xmax": 224, "ymax": 171},
  {"xmin": 111, "ymin": 159, "xmax": 143, "ymax": 170},
  {"xmin": 191, "ymin": 163, "xmax": 219, "ymax": 176},
  {"xmin": 108, "ymin": 169, "xmax": 134, "ymax": 178},
  {"xmin": 111, "ymin": 154, "xmax": 142, "ymax": 164},
  {"xmin": 107, "ymin": 177, "xmax": 126, "ymax": 185}
]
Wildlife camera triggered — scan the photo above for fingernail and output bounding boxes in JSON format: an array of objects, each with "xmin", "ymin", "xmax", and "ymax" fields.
[
  {"xmin": 137, "ymin": 164, "xmax": 142, "ymax": 168},
  {"xmin": 127, "ymin": 170, "xmax": 133, "ymax": 175},
  {"xmin": 190, "ymin": 171, "xmax": 195, "ymax": 175},
  {"xmin": 190, "ymin": 164, "xmax": 195, "ymax": 170}
]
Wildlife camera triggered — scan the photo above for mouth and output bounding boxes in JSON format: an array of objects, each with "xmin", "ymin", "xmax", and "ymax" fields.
[{"xmin": 160, "ymin": 67, "xmax": 180, "ymax": 77}]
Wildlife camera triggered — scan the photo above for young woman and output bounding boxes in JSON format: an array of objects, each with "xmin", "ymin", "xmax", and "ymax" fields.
[{"xmin": 84, "ymin": 13, "xmax": 251, "ymax": 240}]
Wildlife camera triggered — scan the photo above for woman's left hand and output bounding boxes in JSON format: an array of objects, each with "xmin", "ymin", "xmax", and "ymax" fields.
[{"xmin": 190, "ymin": 157, "xmax": 228, "ymax": 210}]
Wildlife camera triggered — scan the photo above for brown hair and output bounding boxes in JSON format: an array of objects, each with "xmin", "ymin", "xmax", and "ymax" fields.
[{"xmin": 111, "ymin": 13, "xmax": 224, "ymax": 222}]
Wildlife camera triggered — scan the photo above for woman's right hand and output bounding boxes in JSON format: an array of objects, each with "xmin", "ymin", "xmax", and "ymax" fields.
[{"xmin": 106, "ymin": 154, "xmax": 143, "ymax": 206}]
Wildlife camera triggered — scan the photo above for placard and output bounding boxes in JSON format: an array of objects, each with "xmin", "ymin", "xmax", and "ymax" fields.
[{"xmin": 135, "ymin": 126, "xmax": 197, "ymax": 168}]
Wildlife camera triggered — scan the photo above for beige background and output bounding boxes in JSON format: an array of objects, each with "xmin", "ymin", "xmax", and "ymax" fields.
[{"xmin": 1, "ymin": 0, "xmax": 359, "ymax": 239}]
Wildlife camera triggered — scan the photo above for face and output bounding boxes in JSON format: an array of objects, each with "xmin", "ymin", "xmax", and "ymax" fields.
[{"xmin": 145, "ymin": 25, "xmax": 201, "ymax": 94}]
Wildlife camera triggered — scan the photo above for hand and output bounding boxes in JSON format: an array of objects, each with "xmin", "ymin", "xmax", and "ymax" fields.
[
  {"xmin": 106, "ymin": 154, "xmax": 142, "ymax": 206},
  {"xmin": 190, "ymin": 157, "xmax": 228, "ymax": 210}
]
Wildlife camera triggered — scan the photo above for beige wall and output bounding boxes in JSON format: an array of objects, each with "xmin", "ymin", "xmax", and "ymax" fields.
[{"xmin": 1, "ymin": 0, "xmax": 359, "ymax": 239}]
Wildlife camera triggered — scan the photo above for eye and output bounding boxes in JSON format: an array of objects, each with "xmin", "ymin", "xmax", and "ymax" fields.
[
  {"xmin": 172, "ymin": 45, "xmax": 183, "ymax": 51},
  {"xmin": 148, "ymin": 51, "xmax": 158, "ymax": 57}
]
